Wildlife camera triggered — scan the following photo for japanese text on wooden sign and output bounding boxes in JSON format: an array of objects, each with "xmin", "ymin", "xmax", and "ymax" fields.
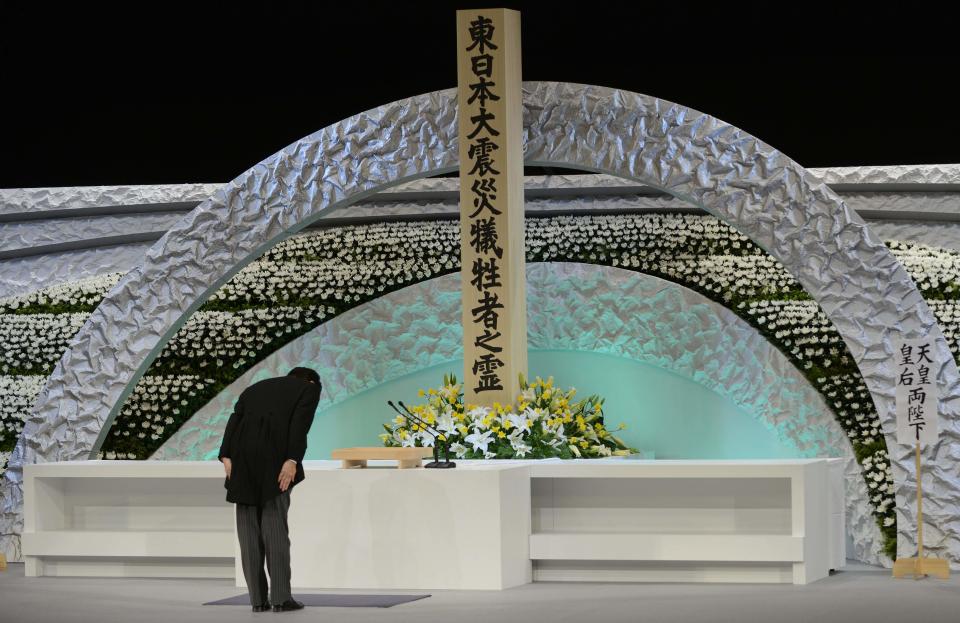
[
  {"xmin": 456, "ymin": 9, "xmax": 527, "ymax": 406},
  {"xmin": 895, "ymin": 338, "xmax": 939, "ymax": 445}
]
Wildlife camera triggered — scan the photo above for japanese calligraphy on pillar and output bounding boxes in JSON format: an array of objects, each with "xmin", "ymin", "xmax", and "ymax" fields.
[
  {"xmin": 456, "ymin": 8, "xmax": 527, "ymax": 407},
  {"xmin": 895, "ymin": 338, "xmax": 940, "ymax": 445}
]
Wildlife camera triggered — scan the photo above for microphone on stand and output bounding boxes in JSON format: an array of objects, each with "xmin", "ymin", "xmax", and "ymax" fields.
[
  {"xmin": 388, "ymin": 401, "xmax": 439, "ymax": 464},
  {"xmin": 387, "ymin": 401, "xmax": 456, "ymax": 469}
]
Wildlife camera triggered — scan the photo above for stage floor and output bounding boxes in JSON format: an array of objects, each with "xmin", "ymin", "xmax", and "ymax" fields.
[{"xmin": 1, "ymin": 562, "xmax": 956, "ymax": 623}]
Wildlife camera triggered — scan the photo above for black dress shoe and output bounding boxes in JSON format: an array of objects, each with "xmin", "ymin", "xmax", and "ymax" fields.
[
  {"xmin": 272, "ymin": 599, "xmax": 305, "ymax": 612},
  {"xmin": 252, "ymin": 602, "xmax": 271, "ymax": 612}
]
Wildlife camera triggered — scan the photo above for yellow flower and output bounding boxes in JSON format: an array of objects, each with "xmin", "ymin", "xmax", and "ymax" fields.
[
  {"xmin": 438, "ymin": 434, "xmax": 447, "ymax": 442},
  {"xmin": 580, "ymin": 440, "xmax": 589, "ymax": 449},
  {"xmin": 543, "ymin": 389, "xmax": 552, "ymax": 399},
  {"xmin": 457, "ymin": 424, "xmax": 469, "ymax": 435},
  {"xmin": 428, "ymin": 388, "xmax": 437, "ymax": 396},
  {"xmin": 418, "ymin": 389, "xmax": 425, "ymax": 397},
  {"xmin": 498, "ymin": 431, "xmax": 507, "ymax": 439}
]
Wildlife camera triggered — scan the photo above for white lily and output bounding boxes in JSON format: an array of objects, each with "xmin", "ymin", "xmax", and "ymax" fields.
[
  {"xmin": 435, "ymin": 411, "xmax": 458, "ymax": 436},
  {"xmin": 467, "ymin": 405, "xmax": 491, "ymax": 421},
  {"xmin": 418, "ymin": 429, "xmax": 436, "ymax": 447},
  {"xmin": 592, "ymin": 444, "xmax": 613, "ymax": 457},
  {"xmin": 523, "ymin": 406, "xmax": 547, "ymax": 423},
  {"xmin": 449, "ymin": 442, "xmax": 468, "ymax": 459},
  {"xmin": 509, "ymin": 431, "xmax": 532, "ymax": 457},
  {"xmin": 465, "ymin": 429, "xmax": 493, "ymax": 454},
  {"xmin": 505, "ymin": 412, "xmax": 531, "ymax": 433}
]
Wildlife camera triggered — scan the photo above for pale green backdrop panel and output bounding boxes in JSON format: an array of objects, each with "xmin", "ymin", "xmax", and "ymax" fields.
[{"xmin": 305, "ymin": 349, "xmax": 799, "ymax": 460}]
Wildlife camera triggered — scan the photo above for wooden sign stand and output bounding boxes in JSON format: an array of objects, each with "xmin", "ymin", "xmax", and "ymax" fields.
[
  {"xmin": 0, "ymin": 552, "xmax": 6, "ymax": 571},
  {"xmin": 892, "ymin": 445, "xmax": 950, "ymax": 579}
]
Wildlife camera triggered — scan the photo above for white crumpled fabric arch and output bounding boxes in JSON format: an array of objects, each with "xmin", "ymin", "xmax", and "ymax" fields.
[{"xmin": 2, "ymin": 82, "xmax": 957, "ymax": 565}]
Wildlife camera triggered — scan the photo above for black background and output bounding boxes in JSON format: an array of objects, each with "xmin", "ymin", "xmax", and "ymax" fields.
[{"xmin": 3, "ymin": 1, "xmax": 959, "ymax": 188}]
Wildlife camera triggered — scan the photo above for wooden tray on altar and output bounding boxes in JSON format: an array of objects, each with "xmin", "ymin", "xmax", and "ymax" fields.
[{"xmin": 331, "ymin": 447, "xmax": 434, "ymax": 469}]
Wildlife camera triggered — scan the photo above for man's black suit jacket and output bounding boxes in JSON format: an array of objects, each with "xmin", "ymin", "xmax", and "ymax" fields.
[{"xmin": 218, "ymin": 376, "xmax": 322, "ymax": 505}]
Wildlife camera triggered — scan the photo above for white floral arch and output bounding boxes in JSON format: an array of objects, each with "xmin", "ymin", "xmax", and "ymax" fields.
[{"xmin": 1, "ymin": 82, "xmax": 957, "ymax": 564}]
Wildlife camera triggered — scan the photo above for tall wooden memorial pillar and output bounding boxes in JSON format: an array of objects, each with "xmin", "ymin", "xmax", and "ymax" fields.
[{"xmin": 456, "ymin": 9, "xmax": 527, "ymax": 407}]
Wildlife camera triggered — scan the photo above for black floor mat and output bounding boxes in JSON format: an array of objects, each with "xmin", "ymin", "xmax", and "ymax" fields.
[{"xmin": 203, "ymin": 593, "xmax": 430, "ymax": 608}]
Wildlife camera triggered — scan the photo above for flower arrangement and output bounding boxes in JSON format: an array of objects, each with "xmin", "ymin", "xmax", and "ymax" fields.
[
  {"xmin": 0, "ymin": 375, "xmax": 45, "ymax": 469},
  {"xmin": 860, "ymin": 449, "xmax": 895, "ymax": 525},
  {"xmin": 0, "ymin": 313, "xmax": 89, "ymax": 374},
  {"xmin": 380, "ymin": 373, "xmax": 635, "ymax": 460},
  {"xmin": 0, "ymin": 272, "xmax": 122, "ymax": 314},
  {"xmin": 102, "ymin": 375, "xmax": 215, "ymax": 458},
  {"xmin": 929, "ymin": 301, "xmax": 960, "ymax": 356},
  {"xmin": 887, "ymin": 241, "xmax": 960, "ymax": 299}
]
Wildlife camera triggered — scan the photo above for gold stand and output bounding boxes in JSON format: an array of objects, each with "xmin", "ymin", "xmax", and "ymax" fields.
[
  {"xmin": 893, "ymin": 445, "xmax": 950, "ymax": 579},
  {"xmin": 0, "ymin": 552, "xmax": 6, "ymax": 571}
]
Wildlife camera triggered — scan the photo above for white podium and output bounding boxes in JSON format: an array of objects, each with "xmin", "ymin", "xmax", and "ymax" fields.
[
  {"xmin": 22, "ymin": 458, "xmax": 844, "ymax": 587},
  {"xmin": 274, "ymin": 461, "xmax": 531, "ymax": 590}
]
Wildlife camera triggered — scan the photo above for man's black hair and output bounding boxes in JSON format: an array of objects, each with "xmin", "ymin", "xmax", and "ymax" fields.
[{"xmin": 288, "ymin": 367, "xmax": 321, "ymax": 386}]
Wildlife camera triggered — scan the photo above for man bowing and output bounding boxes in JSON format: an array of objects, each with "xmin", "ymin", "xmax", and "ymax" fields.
[{"xmin": 218, "ymin": 367, "xmax": 322, "ymax": 613}]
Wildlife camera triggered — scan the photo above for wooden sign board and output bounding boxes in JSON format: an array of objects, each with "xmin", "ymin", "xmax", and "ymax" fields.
[
  {"xmin": 331, "ymin": 447, "xmax": 433, "ymax": 469},
  {"xmin": 891, "ymin": 337, "xmax": 949, "ymax": 579},
  {"xmin": 894, "ymin": 338, "xmax": 939, "ymax": 445},
  {"xmin": 456, "ymin": 8, "xmax": 528, "ymax": 407}
]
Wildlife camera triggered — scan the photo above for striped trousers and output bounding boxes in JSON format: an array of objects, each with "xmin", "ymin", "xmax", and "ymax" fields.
[{"xmin": 235, "ymin": 490, "xmax": 292, "ymax": 606}]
